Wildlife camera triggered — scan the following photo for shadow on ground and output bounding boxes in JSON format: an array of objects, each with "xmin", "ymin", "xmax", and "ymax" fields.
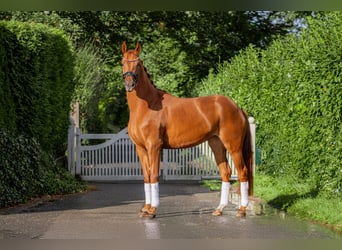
[
  {"xmin": 0, "ymin": 182, "xmax": 213, "ymax": 215},
  {"xmin": 267, "ymin": 188, "xmax": 319, "ymax": 211}
]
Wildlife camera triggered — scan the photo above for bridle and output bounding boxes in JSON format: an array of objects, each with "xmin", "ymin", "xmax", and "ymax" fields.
[
  {"xmin": 122, "ymin": 57, "xmax": 140, "ymax": 90},
  {"xmin": 122, "ymin": 71, "xmax": 137, "ymax": 83}
]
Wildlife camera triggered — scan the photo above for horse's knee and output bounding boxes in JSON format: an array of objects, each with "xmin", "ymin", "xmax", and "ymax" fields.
[{"xmin": 150, "ymin": 173, "xmax": 159, "ymax": 183}]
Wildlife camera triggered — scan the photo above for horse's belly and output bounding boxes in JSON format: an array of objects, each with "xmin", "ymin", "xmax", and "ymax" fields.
[
  {"xmin": 163, "ymin": 109, "xmax": 218, "ymax": 148},
  {"xmin": 163, "ymin": 126, "xmax": 215, "ymax": 149}
]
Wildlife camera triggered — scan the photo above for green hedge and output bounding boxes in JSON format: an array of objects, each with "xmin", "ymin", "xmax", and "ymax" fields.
[
  {"xmin": 0, "ymin": 20, "xmax": 75, "ymax": 155},
  {"xmin": 0, "ymin": 25, "xmax": 17, "ymax": 130},
  {"xmin": 0, "ymin": 130, "xmax": 46, "ymax": 206},
  {"xmin": 0, "ymin": 130, "xmax": 85, "ymax": 207},
  {"xmin": 0, "ymin": 21, "xmax": 80, "ymax": 207},
  {"xmin": 198, "ymin": 12, "xmax": 342, "ymax": 197}
]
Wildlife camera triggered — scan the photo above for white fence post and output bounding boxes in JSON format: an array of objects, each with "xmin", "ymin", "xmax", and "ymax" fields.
[
  {"xmin": 67, "ymin": 117, "xmax": 75, "ymax": 175},
  {"xmin": 75, "ymin": 128, "xmax": 81, "ymax": 176},
  {"xmin": 248, "ymin": 117, "xmax": 256, "ymax": 176}
]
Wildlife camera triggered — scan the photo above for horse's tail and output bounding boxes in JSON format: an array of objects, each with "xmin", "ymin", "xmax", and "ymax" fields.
[{"xmin": 242, "ymin": 110, "xmax": 254, "ymax": 196}]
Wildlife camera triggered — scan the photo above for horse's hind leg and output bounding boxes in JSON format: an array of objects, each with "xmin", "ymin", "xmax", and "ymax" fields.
[
  {"xmin": 219, "ymin": 132, "xmax": 249, "ymax": 217},
  {"xmin": 208, "ymin": 137, "xmax": 232, "ymax": 216},
  {"xmin": 230, "ymin": 150, "xmax": 249, "ymax": 217}
]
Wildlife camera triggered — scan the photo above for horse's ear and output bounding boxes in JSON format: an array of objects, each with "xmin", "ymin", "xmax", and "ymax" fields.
[
  {"xmin": 121, "ymin": 41, "xmax": 127, "ymax": 54},
  {"xmin": 135, "ymin": 41, "xmax": 141, "ymax": 55}
]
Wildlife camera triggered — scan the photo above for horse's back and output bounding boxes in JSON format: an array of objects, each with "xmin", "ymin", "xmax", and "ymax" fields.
[{"xmin": 161, "ymin": 94, "xmax": 243, "ymax": 148}]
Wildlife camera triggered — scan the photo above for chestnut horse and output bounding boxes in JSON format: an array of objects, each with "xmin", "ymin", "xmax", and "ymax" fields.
[{"xmin": 121, "ymin": 41, "xmax": 253, "ymax": 218}]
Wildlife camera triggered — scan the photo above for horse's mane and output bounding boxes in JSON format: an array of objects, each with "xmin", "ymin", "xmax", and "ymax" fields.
[{"xmin": 141, "ymin": 62, "xmax": 167, "ymax": 94}]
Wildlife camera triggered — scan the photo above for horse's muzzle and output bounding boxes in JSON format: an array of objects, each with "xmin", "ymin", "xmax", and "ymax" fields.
[
  {"xmin": 123, "ymin": 71, "xmax": 138, "ymax": 92},
  {"xmin": 124, "ymin": 82, "xmax": 137, "ymax": 92}
]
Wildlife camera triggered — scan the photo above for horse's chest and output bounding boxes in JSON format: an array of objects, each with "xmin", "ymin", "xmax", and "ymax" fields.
[{"xmin": 128, "ymin": 116, "xmax": 163, "ymax": 146}]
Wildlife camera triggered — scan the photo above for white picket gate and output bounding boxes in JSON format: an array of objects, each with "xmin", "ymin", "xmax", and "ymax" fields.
[{"xmin": 68, "ymin": 117, "xmax": 256, "ymax": 182}]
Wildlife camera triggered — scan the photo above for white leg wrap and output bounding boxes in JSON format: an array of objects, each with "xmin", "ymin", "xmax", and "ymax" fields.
[
  {"xmin": 151, "ymin": 182, "xmax": 160, "ymax": 207},
  {"xmin": 240, "ymin": 181, "xmax": 249, "ymax": 207},
  {"xmin": 144, "ymin": 183, "xmax": 151, "ymax": 205},
  {"xmin": 217, "ymin": 181, "xmax": 230, "ymax": 210}
]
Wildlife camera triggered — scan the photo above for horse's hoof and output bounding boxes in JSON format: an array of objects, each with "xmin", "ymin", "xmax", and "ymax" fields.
[
  {"xmin": 212, "ymin": 209, "xmax": 223, "ymax": 216},
  {"xmin": 139, "ymin": 211, "xmax": 148, "ymax": 218},
  {"xmin": 147, "ymin": 207, "xmax": 157, "ymax": 219},
  {"xmin": 236, "ymin": 206, "xmax": 247, "ymax": 218},
  {"xmin": 139, "ymin": 206, "xmax": 157, "ymax": 219},
  {"xmin": 139, "ymin": 211, "xmax": 156, "ymax": 219},
  {"xmin": 139, "ymin": 204, "xmax": 151, "ymax": 213},
  {"xmin": 139, "ymin": 204, "xmax": 152, "ymax": 217},
  {"xmin": 147, "ymin": 213, "xmax": 156, "ymax": 219},
  {"xmin": 236, "ymin": 211, "xmax": 246, "ymax": 218}
]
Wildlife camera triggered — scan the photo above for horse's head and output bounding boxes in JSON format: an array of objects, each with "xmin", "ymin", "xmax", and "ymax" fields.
[{"xmin": 121, "ymin": 41, "xmax": 142, "ymax": 92}]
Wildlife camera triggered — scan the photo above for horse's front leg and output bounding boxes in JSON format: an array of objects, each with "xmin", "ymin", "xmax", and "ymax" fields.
[
  {"xmin": 145, "ymin": 144, "xmax": 161, "ymax": 218},
  {"xmin": 137, "ymin": 143, "xmax": 161, "ymax": 219},
  {"xmin": 135, "ymin": 145, "xmax": 152, "ymax": 216}
]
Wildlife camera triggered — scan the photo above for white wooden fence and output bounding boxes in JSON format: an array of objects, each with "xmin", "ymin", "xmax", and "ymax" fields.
[{"xmin": 68, "ymin": 117, "xmax": 256, "ymax": 182}]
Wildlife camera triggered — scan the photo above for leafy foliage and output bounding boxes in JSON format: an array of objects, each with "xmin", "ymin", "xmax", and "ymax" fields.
[
  {"xmin": 0, "ymin": 21, "xmax": 83, "ymax": 207},
  {"xmin": 0, "ymin": 25, "xmax": 17, "ymax": 130},
  {"xmin": 141, "ymin": 37, "xmax": 190, "ymax": 97},
  {"xmin": 0, "ymin": 20, "xmax": 75, "ymax": 156},
  {"xmin": 0, "ymin": 130, "xmax": 45, "ymax": 206},
  {"xmin": 0, "ymin": 130, "xmax": 85, "ymax": 207},
  {"xmin": 72, "ymin": 43, "xmax": 106, "ymax": 133},
  {"xmin": 198, "ymin": 12, "xmax": 342, "ymax": 198},
  {"xmin": 1, "ymin": 11, "xmax": 309, "ymax": 133},
  {"xmin": 254, "ymin": 173, "xmax": 342, "ymax": 232}
]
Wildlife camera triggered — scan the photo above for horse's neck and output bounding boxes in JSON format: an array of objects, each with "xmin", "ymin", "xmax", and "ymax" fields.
[{"xmin": 126, "ymin": 68, "xmax": 161, "ymax": 111}]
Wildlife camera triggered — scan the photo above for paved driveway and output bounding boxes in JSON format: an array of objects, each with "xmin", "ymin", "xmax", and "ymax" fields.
[{"xmin": 0, "ymin": 183, "xmax": 340, "ymax": 239}]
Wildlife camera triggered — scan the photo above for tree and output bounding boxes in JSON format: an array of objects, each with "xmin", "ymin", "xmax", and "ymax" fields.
[
  {"xmin": 0, "ymin": 11, "xmax": 310, "ymax": 133},
  {"xmin": 72, "ymin": 44, "xmax": 106, "ymax": 133},
  {"xmin": 198, "ymin": 12, "xmax": 342, "ymax": 197},
  {"xmin": 141, "ymin": 37, "xmax": 190, "ymax": 97}
]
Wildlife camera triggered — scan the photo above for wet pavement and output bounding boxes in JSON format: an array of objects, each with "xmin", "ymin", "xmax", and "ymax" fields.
[{"xmin": 0, "ymin": 183, "xmax": 340, "ymax": 239}]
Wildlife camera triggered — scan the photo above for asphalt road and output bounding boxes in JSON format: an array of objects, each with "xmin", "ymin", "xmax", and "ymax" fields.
[{"xmin": 0, "ymin": 183, "xmax": 340, "ymax": 239}]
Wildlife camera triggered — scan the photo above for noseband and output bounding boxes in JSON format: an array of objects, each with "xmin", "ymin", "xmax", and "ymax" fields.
[
  {"xmin": 122, "ymin": 71, "xmax": 137, "ymax": 83},
  {"xmin": 122, "ymin": 58, "xmax": 140, "ymax": 90}
]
